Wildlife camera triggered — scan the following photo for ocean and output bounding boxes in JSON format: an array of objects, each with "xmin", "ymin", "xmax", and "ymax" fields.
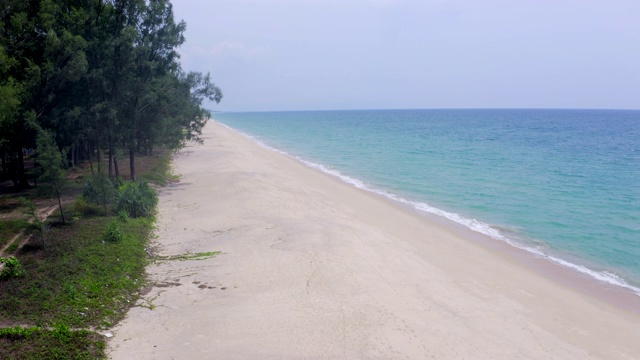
[{"xmin": 213, "ymin": 109, "xmax": 640, "ymax": 294}]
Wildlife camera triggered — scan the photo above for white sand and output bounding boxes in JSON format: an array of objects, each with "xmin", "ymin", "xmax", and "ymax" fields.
[{"xmin": 108, "ymin": 121, "xmax": 640, "ymax": 359}]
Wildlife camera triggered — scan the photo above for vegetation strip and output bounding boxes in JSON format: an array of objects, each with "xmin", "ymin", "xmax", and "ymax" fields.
[
  {"xmin": 1, "ymin": 0, "xmax": 224, "ymax": 358},
  {"xmin": 0, "ymin": 149, "xmax": 183, "ymax": 359},
  {"xmin": 0, "ymin": 0, "xmax": 228, "ymax": 359},
  {"xmin": 0, "ymin": 325, "xmax": 105, "ymax": 360},
  {"xmin": 153, "ymin": 251, "xmax": 221, "ymax": 262}
]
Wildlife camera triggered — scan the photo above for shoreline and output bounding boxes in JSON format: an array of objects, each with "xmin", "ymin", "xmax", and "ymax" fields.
[
  {"xmin": 109, "ymin": 120, "xmax": 640, "ymax": 359},
  {"xmin": 413, "ymin": 207, "xmax": 640, "ymax": 314},
  {"xmin": 223, "ymin": 121, "xmax": 640, "ymax": 310}
]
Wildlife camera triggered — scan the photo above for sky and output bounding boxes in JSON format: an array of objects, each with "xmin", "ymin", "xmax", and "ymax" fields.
[{"xmin": 170, "ymin": 0, "xmax": 640, "ymax": 112}]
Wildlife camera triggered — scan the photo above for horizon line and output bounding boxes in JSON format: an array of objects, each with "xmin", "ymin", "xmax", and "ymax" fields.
[{"xmin": 209, "ymin": 107, "xmax": 640, "ymax": 114}]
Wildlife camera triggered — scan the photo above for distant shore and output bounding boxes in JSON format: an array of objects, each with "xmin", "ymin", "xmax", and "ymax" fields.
[{"xmin": 108, "ymin": 120, "xmax": 640, "ymax": 359}]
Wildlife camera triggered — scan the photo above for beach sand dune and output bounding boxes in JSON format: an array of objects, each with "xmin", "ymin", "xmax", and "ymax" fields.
[{"xmin": 108, "ymin": 121, "xmax": 640, "ymax": 359}]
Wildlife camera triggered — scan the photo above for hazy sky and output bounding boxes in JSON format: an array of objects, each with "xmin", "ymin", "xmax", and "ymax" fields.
[{"xmin": 171, "ymin": 0, "xmax": 640, "ymax": 112}]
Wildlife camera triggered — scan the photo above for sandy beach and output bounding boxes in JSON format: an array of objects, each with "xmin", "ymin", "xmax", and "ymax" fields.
[{"xmin": 108, "ymin": 120, "xmax": 640, "ymax": 359}]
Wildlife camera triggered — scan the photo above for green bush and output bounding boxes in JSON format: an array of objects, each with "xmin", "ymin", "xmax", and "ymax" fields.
[
  {"xmin": 51, "ymin": 323, "xmax": 72, "ymax": 344},
  {"xmin": 104, "ymin": 221, "xmax": 123, "ymax": 243},
  {"xmin": 0, "ymin": 256, "xmax": 25, "ymax": 280},
  {"xmin": 82, "ymin": 173, "xmax": 116, "ymax": 208},
  {"xmin": 115, "ymin": 181, "xmax": 158, "ymax": 218},
  {"xmin": 111, "ymin": 176, "xmax": 125, "ymax": 189},
  {"xmin": 117, "ymin": 210, "xmax": 130, "ymax": 223}
]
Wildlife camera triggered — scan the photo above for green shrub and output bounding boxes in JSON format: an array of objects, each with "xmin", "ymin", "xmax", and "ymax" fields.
[
  {"xmin": 51, "ymin": 323, "xmax": 72, "ymax": 344},
  {"xmin": 104, "ymin": 221, "xmax": 123, "ymax": 243},
  {"xmin": 115, "ymin": 181, "xmax": 158, "ymax": 218},
  {"xmin": 111, "ymin": 176, "xmax": 125, "ymax": 189},
  {"xmin": 82, "ymin": 173, "xmax": 116, "ymax": 209},
  {"xmin": 0, "ymin": 256, "xmax": 25, "ymax": 280},
  {"xmin": 117, "ymin": 210, "xmax": 130, "ymax": 223}
]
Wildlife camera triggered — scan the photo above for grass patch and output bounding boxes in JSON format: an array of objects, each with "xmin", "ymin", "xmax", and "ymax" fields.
[
  {"xmin": 0, "ymin": 215, "xmax": 152, "ymax": 328},
  {"xmin": 0, "ymin": 326, "xmax": 105, "ymax": 359},
  {"xmin": 0, "ymin": 146, "xmax": 176, "ymax": 358},
  {"xmin": 67, "ymin": 198, "xmax": 105, "ymax": 219},
  {"xmin": 140, "ymin": 149, "xmax": 180, "ymax": 185},
  {"xmin": 4, "ymin": 238, "xmax": 22, "ymax": 254},
  {"xmin": 0, "ymin": 219, "xmax": 30, "ymax": 248},
  {"xmin": 0, "ymin": 196, "xmax": 25, "ymax": 215}
]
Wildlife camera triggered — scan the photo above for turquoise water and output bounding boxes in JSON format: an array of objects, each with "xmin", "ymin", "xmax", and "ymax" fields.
[{"xmin": 214, "ymin": 109, "xmax": 640, "ymax": 293}]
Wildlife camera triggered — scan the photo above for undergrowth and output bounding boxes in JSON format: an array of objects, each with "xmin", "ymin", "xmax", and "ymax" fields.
[
  {"xmin": 0, "ymin": 326, "xmax": 105, "ymax": 360},
  {"xmin": 0, "ymin": 216, "xmax": 152, "ymax": 328},
  {"xmin": 0, "ymin": 219, "xmax": 30, "ymax": 248},
  {"xmin": 0, "ymin": 149, "xmax": 173, "ymax": 359},
  {"xmin": 141, "ymin": 149, "xmax": 179, "ymax": 185}
]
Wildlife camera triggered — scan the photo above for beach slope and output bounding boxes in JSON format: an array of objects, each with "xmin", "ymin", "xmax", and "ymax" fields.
[{"xmin": 108, "ymin": 121, "xmax": 640, "ymax": 359}]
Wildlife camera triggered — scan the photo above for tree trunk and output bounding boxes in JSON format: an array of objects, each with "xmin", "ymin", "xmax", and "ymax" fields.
[
  {"xmin": 1, "ymin": 152, "xmax": 6, "ymax": 177},
  {"xmin": 73, "ymin": 143, "xmax": 79, "ymax": 167},
  {"xmin": 55, "ymin": 186, "xmax": 66, "ymax": 224},
  {"xmin": 9, "ymin": 153, "xmax": 19, "ymax": 188},
  {"xmin": 108, "ymin": 135, "xmax": 114, "ymax": 178},
  {"xmin": 88, "ymin": 144, "xmax": 94, "ymax": 175},
  {"xmin": 96, "ymin": 146, "xmax": 102, "ymax": 173},
  {"xmin": 129, "ymin": 146, "xmax": 136, "ymax": 181},
  {"xmin": 114, "ymin": 152, "xmax": 120, "ymax": 178},
  {"xmin": 70, "ymin": 144, "xmax": 75, "ymax": 168},
  {"xmin": 33, "ymin": 152, "xmax": 38, "ymax": 188},
  {"xmin": 16, "ymin": 147, "xmax": 30, "ymax": 189}
]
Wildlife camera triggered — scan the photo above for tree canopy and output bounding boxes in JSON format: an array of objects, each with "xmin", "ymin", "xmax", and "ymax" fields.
[{"xmin": 0, "ymin": 0, "xmax": 222, "ymax": 187}]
